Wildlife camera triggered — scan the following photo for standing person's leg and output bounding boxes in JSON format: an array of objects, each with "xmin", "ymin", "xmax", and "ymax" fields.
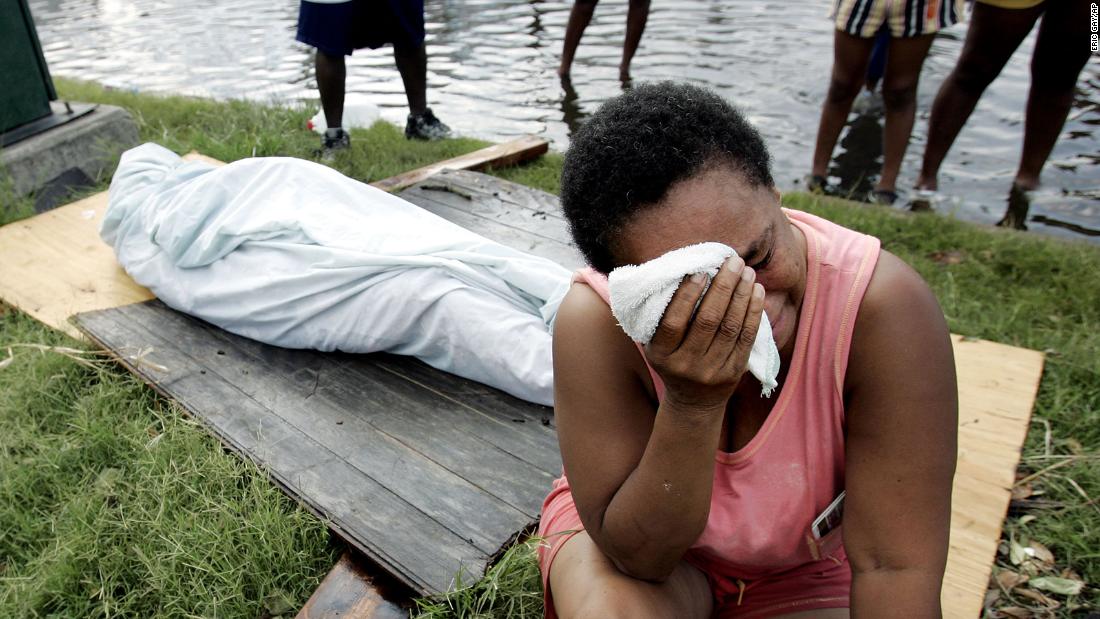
[
  {"xmin": 620, "ymin": 0, "xmax": 651, "ymax": 81},
  {"xmin": 393, "ymin": 42, "xmax": 428, "ymax": 116},
  {"xmin": 874, "ymin": 33, "xmax": 935, "ymax": 198},
  {"xmin": 1014, "ymin": 0, "xmax": 1090, "ymax": 190},
  {"xmin": 297, "ymin": 0, "xmax": 356, "ymax": 151},
  {"xmin": 396, "ymin": 39, "xmax": 451, "ymax": 139},
  {"xmin": 559, "ymin": 0, "xmax": 599, "ymax": 78},
  {"xmin": 810, "ymin": 31, "xmax": 876, "ymax": 183},
  {"xmin": 384, "ymin": 0, "xmax": 450, "ymax": 139},
  {"xmin": 316, "ymin": 51, "xmax": 348, "ymax": 129},
  {"xmin": 916, "ymin": 2, "xmax": 1043, "ymax": 191}
]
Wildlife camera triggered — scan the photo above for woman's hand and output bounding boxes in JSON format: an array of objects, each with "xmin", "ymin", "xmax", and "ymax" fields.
[{"xmin": 644, "ymin": 255, "xmax": 765, "ymax": 412}]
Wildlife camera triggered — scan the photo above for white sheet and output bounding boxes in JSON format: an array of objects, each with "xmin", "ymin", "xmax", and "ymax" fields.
[{"xmin": 102, "ymin": 143, "xmax": 572, "ymax": 405}]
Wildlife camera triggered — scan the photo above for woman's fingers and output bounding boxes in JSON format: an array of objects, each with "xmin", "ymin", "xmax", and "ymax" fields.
[
  {"xmin": 649, "ymin": 272, "xmax": 708, "ymax": 352},
  {"xmin": 708, "ymin": 264, "xmax": 756, "ymax": 356},
  {"xmin": 723, "ymin": 282, "xmax": 766, "ymax": 373},
  {"xmin": 679, "ymin": 256, "xmax": 745, "ymax": 354}
]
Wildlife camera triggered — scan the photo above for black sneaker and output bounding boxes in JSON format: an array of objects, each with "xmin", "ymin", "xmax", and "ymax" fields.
[
  {"xmin": 319, "ymin": 128, "xmax": 350, "ymax": 161},
  {"xmin": 405, "ymin": 109, "xmax": 451, "ymax": 141}
]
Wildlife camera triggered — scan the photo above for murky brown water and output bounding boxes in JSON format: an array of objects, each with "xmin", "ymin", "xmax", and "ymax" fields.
[{"xmin": 29, "ymin": 0, "xmax": 1100, "ymax": 242}]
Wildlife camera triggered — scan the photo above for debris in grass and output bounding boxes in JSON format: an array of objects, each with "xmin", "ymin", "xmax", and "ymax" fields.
[
  {"xmin": 259, "ymin": 589, "xmax": 297, "ymax": 618},
  {"xmin": 419, "ymin": 183, "xmax": 474, "ymax": 200},
  {"xmin": 1028, "ymin": 576, "xmax": 1085, "ymax": 596},
  {"xmin": 0, "ymin": 343, "xmax": 111, "ymax": 370},
  {"xmin": 929, "ymin": 249, "xmax": 966, "ymax": 265}
]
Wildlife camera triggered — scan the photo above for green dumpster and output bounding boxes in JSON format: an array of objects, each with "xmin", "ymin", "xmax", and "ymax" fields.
[{"xmin": 1, "ymin": 0, "xmax": 57, "ymax": 141}]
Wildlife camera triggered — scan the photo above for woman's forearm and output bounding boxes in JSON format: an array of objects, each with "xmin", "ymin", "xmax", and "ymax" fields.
[
  {"xmin": 851, "ymin": 567, "xmax": 943, "ymax": 618},
  {"xmin": 595, "ymin": 397, "xmax": 725, "ymax": 581}
]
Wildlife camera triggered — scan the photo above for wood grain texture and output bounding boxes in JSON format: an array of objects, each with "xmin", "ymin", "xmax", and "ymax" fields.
[
  {"xmin": 0, "ymin": 190, "xmax": 153, "ymax": 339},
  {"xmin": 370, "ymin": 136, "xmax": 549, "ymax": 193},
  {"xmin": 296, "ymin": 553, "xmax": 407, "ymax": 619},
  {"xmin": 942, "ymin": 335, "xmax": 1044, "ymax": 619},
  {"xmin": 74, "ymin": 300, "xmax": 526, "ymax": 593}
]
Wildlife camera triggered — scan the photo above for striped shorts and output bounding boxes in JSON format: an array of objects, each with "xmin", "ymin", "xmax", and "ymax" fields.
[{"xmin": 832, "ymin": 0, "xmax": 962, "ymax": 38}]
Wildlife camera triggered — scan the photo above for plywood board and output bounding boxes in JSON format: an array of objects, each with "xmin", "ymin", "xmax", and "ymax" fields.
[
  {"xmin": 0, "ymin": 152, "xmax": 215, "ymax": 338},
  {"xmin": 0, "ymin": 189, "xmax": 153, "ymax": 339},
  {"xmin": 942, "ymin": 335, "xmax": 1043, "ymax": 618}
]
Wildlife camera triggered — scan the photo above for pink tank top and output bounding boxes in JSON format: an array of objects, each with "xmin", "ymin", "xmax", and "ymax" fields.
[{"xmin": 570, "ymin": 208, "xmax": 880, "ymax": 579}]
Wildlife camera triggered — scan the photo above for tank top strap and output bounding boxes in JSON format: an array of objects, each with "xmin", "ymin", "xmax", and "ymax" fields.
[{"xmin": 782, "ymin": 209, "xmax": 880, "ymax": 408}]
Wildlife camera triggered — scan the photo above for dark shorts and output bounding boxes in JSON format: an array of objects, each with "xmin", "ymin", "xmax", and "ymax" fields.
[{"xmin": 296, "ymin": 0, "xmax": 425, "ymax": 56}]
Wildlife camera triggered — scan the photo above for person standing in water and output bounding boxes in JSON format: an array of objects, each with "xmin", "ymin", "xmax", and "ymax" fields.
[
  {"xmin": 809, "ymin": 0, "xmax": 962, "ymax": 205},
  {"xmin": 914, "ymin": 0, "xmax": 1089, "ymax": 226},
  {"xmin": 558, "ymin": 0, "xmax": 651, "ymax": 82}
]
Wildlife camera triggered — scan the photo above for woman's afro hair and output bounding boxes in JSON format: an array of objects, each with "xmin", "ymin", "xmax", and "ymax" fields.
[{"xmin": 560, "ymin": 82, "xmax": 774, "ymax": 274}]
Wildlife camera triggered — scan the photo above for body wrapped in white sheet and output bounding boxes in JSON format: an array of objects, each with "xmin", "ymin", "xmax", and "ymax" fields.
[{"xmin": 102, "ymin": 143, "xmax": 572, "ymax": 405}]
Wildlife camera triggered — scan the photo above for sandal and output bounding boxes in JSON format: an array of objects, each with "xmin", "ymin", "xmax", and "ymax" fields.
[{"xmin": 909, "ymin": 188, "xmax": 942, "ymax": 212}]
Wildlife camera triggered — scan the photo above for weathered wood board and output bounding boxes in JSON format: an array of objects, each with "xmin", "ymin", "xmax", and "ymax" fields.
[
  {"xmin": 371, "ymin": 135, "xmax": 549, "ymax": 193},
  {"xmin": 296, "ymin": 553, "xmax": 407, "ymax": 619},
  {"xmin": 24, "ymin": 166, "xmax": 1040, "ymax": 616},
  {"xmin": 71, "ymin": 171, "xmax": 578, "ymax": 595}
]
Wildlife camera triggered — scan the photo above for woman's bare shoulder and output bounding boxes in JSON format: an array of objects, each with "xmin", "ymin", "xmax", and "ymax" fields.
[
  {"xmin": 846, "ymin": 249, "xmax": 955, "ymax": 407},
  {"xmin": 553, "ymin": 282, "xmax": 657, "ymax": 406}
]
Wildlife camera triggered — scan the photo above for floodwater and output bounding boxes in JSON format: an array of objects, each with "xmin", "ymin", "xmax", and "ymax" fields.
[{"xmin": 29, "ymin": 0, "xmax": 1100, "ymax": 242}]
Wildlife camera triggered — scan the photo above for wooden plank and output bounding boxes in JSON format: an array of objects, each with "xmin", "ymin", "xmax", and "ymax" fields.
[
  {"xmin": 111, "ymin": 300, "xmax": 557, "ymax": 520},
  {"xmin": 297, "ymin": 553, "xmax": 407, "ymax": 619},
  {"xmin": 941, "ymin": 335, "xmax": 1044, "ymax": 619},
  {"xmin": 371, "ymin": 135, "xmax": 548, "ymax": 193},
  {"xmin": 73, "ymin": 304, "xmax": 498, "ymax": 594},
  {"xmin": 399, "ymin": 172, "xmax": 584, "ymax": 270}
]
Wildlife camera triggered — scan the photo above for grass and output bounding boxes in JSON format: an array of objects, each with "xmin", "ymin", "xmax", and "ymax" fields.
[
  {"xmin": 1, "ymin": 78, "xmax": 1097, "ymax": 616},
  {"xmin": 0, "ymin": 310, "xmax": 337, "ymax": 618}
]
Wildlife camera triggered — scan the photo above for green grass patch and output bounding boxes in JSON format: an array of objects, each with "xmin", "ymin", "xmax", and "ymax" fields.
[
  {"xmin": 0, "ymin": 310, "xmax": 338, "ymax": 617},
  {"xmin": 2, "ymin": 78, "xmax": 1096, "ymax": 616},
  {"xmin": 412, "ymin": 538, "xmax": 544, "ymax": 619}
]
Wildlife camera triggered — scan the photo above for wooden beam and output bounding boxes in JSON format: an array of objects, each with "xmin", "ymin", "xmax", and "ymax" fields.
[
  {"xmin": 183, "ymin": 136, "xmax": 551, "ymax": 193},
  {"xmin": 370, "ymin": 135, "xmax": 548, "ymax": 193},
  {"xmin": 296, "ymin": 553, "xmax": 408, "ymax": 619}
]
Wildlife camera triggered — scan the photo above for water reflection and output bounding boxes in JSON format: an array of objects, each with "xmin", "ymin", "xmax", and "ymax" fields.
[
  {"xmin": 559, "ymin": 76, "xmax": 587, "ymax": 135},
  {"xmin": 829, "ymin": 93, "xmax": 885, "ymax": 203},
  {"xmin": 27, "ymin": 0, "xmax": 1100, "ymax": 243}
]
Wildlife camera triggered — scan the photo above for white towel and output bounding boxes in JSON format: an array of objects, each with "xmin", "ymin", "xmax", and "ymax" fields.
[{"xmin": 608, "ymin": 242, "xmax": 780, "ymax": 397}]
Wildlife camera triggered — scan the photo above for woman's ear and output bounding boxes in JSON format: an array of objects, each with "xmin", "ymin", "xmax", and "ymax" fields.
[{"xmin": 772, "ymin": 186, "xmax": 781, "ymax": 203}]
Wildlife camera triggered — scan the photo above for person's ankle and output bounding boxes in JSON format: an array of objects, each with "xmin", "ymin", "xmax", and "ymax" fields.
[
  {"xmin": 1013, "ymin": 175, "xmax": 1039, "ymax": 191},
  {"xmin": 914, "ymin": 174, "xmax": 937, "ymax": 191},
  {"xmin": 325, "ymin": 127, "xmax": 344, "ymax": 138}
]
